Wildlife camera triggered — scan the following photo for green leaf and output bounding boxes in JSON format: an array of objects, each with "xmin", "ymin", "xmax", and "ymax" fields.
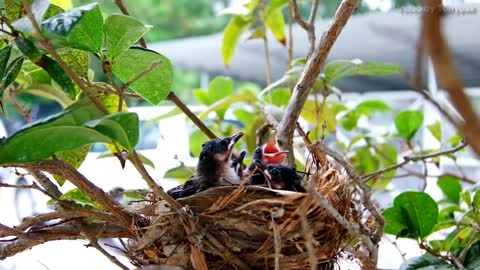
[
  {"xmin": 448, "ymin": 134, "xmax": 462, "ymax": 147},
  {"xmin": 104, "ymin": 14, "xmax": 150, "ymax": 60},
  {"xmin": 329, "ymin": 61, "xmax": 402, "ymax": 84},
  {"xmin": 0, "ymin": 103, "xmax": 140, "ymax": 164},
  {"xmin": 1, "ymin": 56, "xmax": 24, "ymax": 90},
  {"xmin": 301, "ymin": 100, "xmax": 341, "ymax": 132},
  {"xmin": 42, "ymin": 3, "xmax": 103, "ymax": 52},
  {"xmin": 340, "ymin": 110, "xmax": 361, "ymax": 131},
  {"xmin": 54, "ymin": 145, "xmax": 90, "ymax": 185},
  {"xmin": 265, "ymin": 87, "xmax": 290, "ymax": 107},
  {"xmin": 473, "ymin": 189, "xmax": 480, "ymax": 210},
  {"xmin": 60, "ymin": 188, "xmax": 103, "ymax": 209},
  {"xmin": 427, "ymin": 120, "xmax": 442, "ymax": 142},
  {"xmin": 461, "ymin": 189, "xmax": 472, "ymax": 207},
  {"xmin": 24, "ymin": 84, "xmax": 74, "ymax": 108},
  {"xmin": 4, "ymin": 0, "xmax": 32, "ymax": 22},
  {"xmin": 60, "ymin": 49, "xmax": 89, "ymax": 79},
  {"xmin": 85, "ymin": 112, "xmax": 139, "ymax": 151},
  {"xmin": 376, "ymin": 143, "xmax": 398, "ymax": 184},
  {"xmin": 9, "ymin": 0, "xmax": 49, "ymax": 33},
  {"xmin": 265, "ymin": 9, "xmax": 286, "ymax": 45},
  {"xmin": 207, "ymin": 76, "xmax": 234, "ymax": 119},
  {"xmin": 395, "ymin": 110, "xmax": 424, "ymax": 141},
  {"xmin": 97, "ymin": 151, "xmax": 155, "ymax": 168},
  {"xmin": 324, "ymin": 60, "xmax": 355, "ymax": 83},
  {"xmin": 112, "ymin": 47, "xmax": 173, "ymax": 105},
  {"xmin": 189, "ymin": 129, "xmax": 210, "ymax": 157},
  {"xmin": 193, "ymin": 89, "xmax": 211, "ymax": 105},
  {"xmin": 356, "ymin": 100, "xmax": 392, "ymax": 114},
  {"xmin": 222, "ymin": 15, "xmax": 252, "ymax": 66},
  {"xmin": 399, "ymin": 254, "xmax": 449, "ymax": 270},
  {"xmin": 198, "ymin": 92, "xmax": 257, "ymax": 121},
  {"xmin": 354, "ymin": 146, "xmax": 379, "ymax": 174},
  {"xmin": 164, "ymin": 165, "xmax": 195, "ymax": 179},
  {"xmin": 0, "ymin": 45, "xmax": 12, "ymax": 79},
  {"xmin": 208, "ymin": 76, "xmax": 234, "ymax": 103},
  {"xmin": 437, "ymin": 175, "xmax": 462, "ymax": 204},
  {"xmin": 383, "ymin": 191, "xmax": 438, "ymax": 239}
]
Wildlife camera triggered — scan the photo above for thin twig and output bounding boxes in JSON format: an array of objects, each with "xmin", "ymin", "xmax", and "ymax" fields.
[
  {"xmin": 0, "ymin": 223, "xmax": 27, "ymax": 239},
  {"xmin": 20, "ymin": 0, "xmax": 108, "ymax": 114},
  {"xmin": 113, "ymin": 0, "xmax": 147, "ymax": 48},
  {"xmin": 128, "ymin": 151, "xmax": 181, "ymax": 210},
  {"xmin": 362, "ymin": 141, "xmax": 468, "ymax": 181},
  {"xmin": 5, "ymin": 88, "xmax": 33, "ymax": 123},
  {"xmin": 88, "ymin": 240, "xmax": 131, "ymax": 270}
]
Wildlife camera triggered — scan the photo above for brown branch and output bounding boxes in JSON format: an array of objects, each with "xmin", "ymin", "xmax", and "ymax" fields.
[
  {"xmin": 362, "ymin": 141, "xmax": 468, "ymax": 182},
  {"xmin": 0, "ymin": 223, "xmax": 27, "ymax": 239},
  {"xmin": 419, "ymin": 241, "xmax": 465, "ymax": 270},
  {"xmin": 422, "ymin": 0, "xmax": 480, "ymax": 157},
  {"xmin": 291, "ymin": 0, "xmax": 320, "ymax": 57},
  {"xmin": 128, "ymin": 151, "xmax": 181, "ymax": 210},
  {"xmin": 167, "ymin": 92, "xmax": 217, "ymax": 139},
  {"xmin": 0, "ymin": 222, "xmax": 130, "ymax": 259},
  {"xmin": 20, "ymin": 0, "xmax": 108, "ymax": 114},
  {"xmin": 14, "ymin": 210, "xmax": 119, "ymax": 232},
  {"xmin": 6, "ymin": 88, "xmax": 33, "ymax": 123},
  {"xmin": 278, "ymin": 0, "xmax": 360, "ymax": 167},
  {"xmin": 7, "ymin": 159, "xmax": 136, "ymax": 229},
  {"xmin": 114, "ymin": 0, "xmax": 147, "ymax": 48},
  {"xmin": 88, "ymin": 240, "xmax": 131, "ymax": 270},
  {"xmin": 27, "ymin": 168, "xmax": 63, "ymax": 198}
]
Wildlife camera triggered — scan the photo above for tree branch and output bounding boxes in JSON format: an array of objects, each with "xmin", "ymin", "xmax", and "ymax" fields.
[
  {"xmin": 21, "ymin": 0, "xmax": 108, "ymax": 114},
  {"xmin": 422, "ymin": 0, "xmax": 480, "ymax": 157},
  {"xmin": 362, "ymin": 141, "xmax": 468, "ymax": 182},
  {"xmin": 5, "ymin": 159, "xmax": 136, "ymax": 229},
  {"xmin": 0, "ymin": 222, "xmax": 130, "ymax": 259},
  {"xmin": 88, "ymin": 239, "xmax": 131, "ymax": 270},
  {"xmin": 277, "ymin": 0, "xmax": 360, "ymax": 167}
]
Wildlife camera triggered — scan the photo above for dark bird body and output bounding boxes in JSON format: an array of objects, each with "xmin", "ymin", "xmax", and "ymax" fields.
[
  {"xmin": 168, "ymin": 132, "xmax": 244, "ymax": 199},
  {"xmin": 246, "ymin": 137, "xmax": 305, "ymax": 192},
  {"xmin": 265, "ymin": 164, "xmax": 305, "ymax": 192}
]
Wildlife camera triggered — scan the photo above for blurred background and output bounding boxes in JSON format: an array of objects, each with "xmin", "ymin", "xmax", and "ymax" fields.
[{"xmin": 1, "ymin": 0, "xmax": 480, "ymax": 269}]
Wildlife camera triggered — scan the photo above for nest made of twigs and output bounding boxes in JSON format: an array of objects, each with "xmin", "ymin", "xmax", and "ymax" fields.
[{"xmin": 130, "ymin": 165, "xmax": 352, "ymax": 270}]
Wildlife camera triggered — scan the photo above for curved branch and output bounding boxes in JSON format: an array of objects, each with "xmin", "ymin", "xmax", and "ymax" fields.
[
  {"xmin": 0, "ymin": 223, "xmax": 130, "ymax": 259},
  {"xmin": 277, "ymin": 0, "xmax": 360, "ymax": 167}
]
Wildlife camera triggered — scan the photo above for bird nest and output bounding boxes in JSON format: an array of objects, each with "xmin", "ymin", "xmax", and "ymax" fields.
[{"xmin": 130, "ymin": 165, "xmax": 354, "ymax": 270}]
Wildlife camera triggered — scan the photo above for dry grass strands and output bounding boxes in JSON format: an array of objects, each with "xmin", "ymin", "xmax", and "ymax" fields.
[{"xmin": 130, "ymin": 164, "xmax": 354, "ymax": 270}]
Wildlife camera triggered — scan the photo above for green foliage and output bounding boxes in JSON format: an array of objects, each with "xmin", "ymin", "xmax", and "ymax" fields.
[
  {"xmin": 427, "ymin": 120, "xmax": 442, "ymax": 142},
  {"xmin": 437, "ymin": 175, "xmax": 461, "ymax": 204},
  {"xmin": 164, "ymin": 165, "xmax": 195, "ymax": 180},
  {"xmin": 222, "ymin": 15, "xmax": 252, "ymax": 66},
  {"xmin": 399, "ymin": 255, "xmax": 450, "ymax": 270},
  {"xmin": 54, "ymin": 145, "xmax": 90, "ymax": 185},
  {"xmin": 383, "ymin": 191, "xmax": 438, "ymax": 239},
  {"xmin": 324, "ymin": 60, "xmax": 402, "ymax": 84},
  {"xmin": 42, "ymin": 3, "xmax": 104, "ymax": 52},
  {"xmin": 112, "ymin": 47, "xmax": 173, "ymax": 105},
  {"xmin": 395, "ymin": 110, "xmax": 424, "ymax": 141},
  {"xmin": 60, "ymin": 188, "xmax": 104, "ymax": 209},
  {"xmin": 104, "ymin": 14, "xmax": 150, "ymax": 60},
  {"xmin": 0, "ymin": 103, "xmax": 139, "ymax": 164}
]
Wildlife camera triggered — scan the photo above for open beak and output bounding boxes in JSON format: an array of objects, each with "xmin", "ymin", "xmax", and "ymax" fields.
[
  {"xmin": 226, "ymin": 131, "xmax": 244, "ymax": 159},
  {"xmin": 262, "ymin": 134, "xmax": 287, "ymax": 164}
]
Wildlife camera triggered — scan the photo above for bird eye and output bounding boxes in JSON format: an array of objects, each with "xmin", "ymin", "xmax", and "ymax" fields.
[
  {"xmin": 271, "ymin": 168, "xmax": 280, "ymax": 176},
  {"xmin": 201, "ymin": 143, "xmax": 206, "ymax": 147}
]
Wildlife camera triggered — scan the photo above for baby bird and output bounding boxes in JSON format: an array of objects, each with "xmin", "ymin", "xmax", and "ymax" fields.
[{"xmin": 168, "ymin": 132, "xmax": 244, "ymax": 199}]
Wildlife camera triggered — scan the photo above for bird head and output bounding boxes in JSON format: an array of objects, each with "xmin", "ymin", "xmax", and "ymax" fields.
[
  {"xmin": 265, "ymin": 164, "xmax": 304, "ymax": 192},
  {"xmin": 197, "ymin": 132, "xmax": 244, "ymax": 184},
  {"xmin": 262, "ymin": 134, "xmax": 287, "ymax": 165}
]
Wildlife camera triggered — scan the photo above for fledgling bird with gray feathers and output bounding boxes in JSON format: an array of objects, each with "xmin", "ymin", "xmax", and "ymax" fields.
[{"xmin": 167, "ymin": 132, "xmax": 244, "ymax": 199}]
